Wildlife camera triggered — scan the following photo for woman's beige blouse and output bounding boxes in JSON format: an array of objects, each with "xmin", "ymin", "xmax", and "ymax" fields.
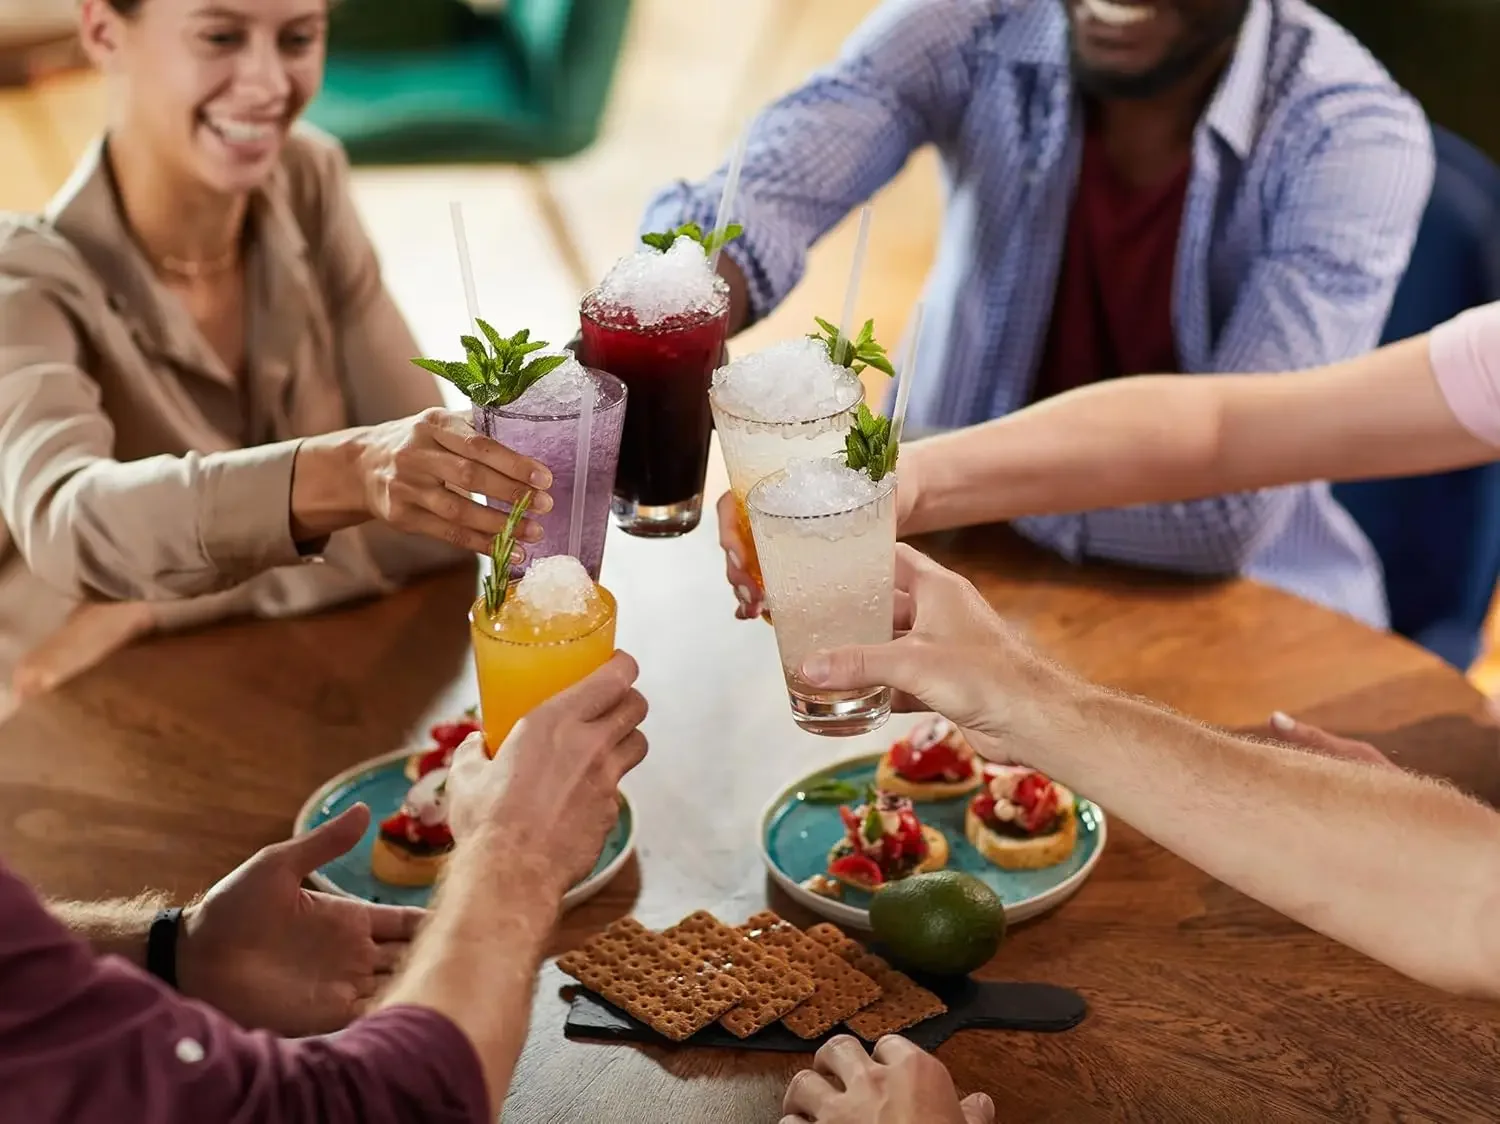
[{"xmin": 0, "ymin": 125, "xmax": 467, "ymax": 691}]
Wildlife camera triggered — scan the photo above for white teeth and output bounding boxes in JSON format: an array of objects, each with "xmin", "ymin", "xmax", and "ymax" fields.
[
  {"xmin": 1078, "ymin": 0, "xmax": 1156, "ymax": 27},
  {"xmin": 206, "ymin": 117, "xmax": 274, "ymax": 144}
]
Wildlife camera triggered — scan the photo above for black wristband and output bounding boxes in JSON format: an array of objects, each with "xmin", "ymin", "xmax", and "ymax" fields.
[{"xmin": 146, "ymin": 907, "xmax": 184, "ymax": 989}]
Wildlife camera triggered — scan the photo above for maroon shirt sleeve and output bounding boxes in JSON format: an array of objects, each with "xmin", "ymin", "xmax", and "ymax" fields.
[{"xmin": 0, "ymin": 859, "xmax": 490, "ymax": 1124}]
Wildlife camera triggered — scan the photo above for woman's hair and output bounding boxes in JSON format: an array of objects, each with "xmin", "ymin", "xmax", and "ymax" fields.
[{"xmin": 105, "ymin": 0, "xmax": 145, "ymax": 13}]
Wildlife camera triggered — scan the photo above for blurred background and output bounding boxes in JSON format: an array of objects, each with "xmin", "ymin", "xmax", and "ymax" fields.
[{"xmin": 1, "ymin": 0, "xmax": 1497, "ymax": 686}]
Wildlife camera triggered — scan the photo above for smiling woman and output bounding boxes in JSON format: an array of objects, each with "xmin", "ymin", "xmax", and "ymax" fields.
[{"xmin": 0, "ymin": 0, "xmax": 553, "ymax": 713}]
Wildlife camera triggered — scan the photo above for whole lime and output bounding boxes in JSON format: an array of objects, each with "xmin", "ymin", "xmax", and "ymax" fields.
[{"xmin": 869, "ymin": 871, "xmax": 1006, "ymax": 976}]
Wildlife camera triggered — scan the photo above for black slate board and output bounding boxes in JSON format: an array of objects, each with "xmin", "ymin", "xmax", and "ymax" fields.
[{"xmin": 564, "ymin": 974, "xmax": 1087, "ymax": 1053}]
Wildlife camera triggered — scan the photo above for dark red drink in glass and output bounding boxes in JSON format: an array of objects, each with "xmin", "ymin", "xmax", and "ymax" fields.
[{"xmin": 579, "ymin": 284, "xmax": 730, "ymax": 537}]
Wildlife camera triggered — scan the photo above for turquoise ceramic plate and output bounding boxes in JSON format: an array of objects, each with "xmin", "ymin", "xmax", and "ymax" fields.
[
  {"xmin": 294, "ymin": 748, "xmax": 635, "ymax": 910},
  {"xmin": 760, "ymin": 751, "xmax": 1106, "ymax": 930}
]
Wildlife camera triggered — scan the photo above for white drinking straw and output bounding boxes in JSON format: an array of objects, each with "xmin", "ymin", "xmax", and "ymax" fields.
[
  {"xmin": 836, "ymin": 205, "xmax": 874, "ymax": 364},
  {"xmin": 567, "ymin": 382, "xmax": 595, "ymax": 560},
  {"xmin": 889, "ymin": 302, "xmax": 925, "ymax": 450},
  {"xmin": 707, "ymin": 128, "xmax": 751, "ymax": 275},
  {"xmin": 449, "ymin": 200, "xmax": 481, "ymax": 332}
]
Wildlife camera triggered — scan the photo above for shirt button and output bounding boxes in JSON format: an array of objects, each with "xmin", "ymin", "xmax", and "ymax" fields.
[{"xmin": 175, "ymin": 1037, "xmax": 205, "ymax": 1064}]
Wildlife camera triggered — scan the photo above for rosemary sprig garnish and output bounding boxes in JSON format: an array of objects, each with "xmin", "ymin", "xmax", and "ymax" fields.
[
  {"xmin": 411, "ymin": 321, "xmax": 568, "ymax": 409},
  {"xmin": 481, "ymin": 492, "xmax": 532, "ymax": 617}
]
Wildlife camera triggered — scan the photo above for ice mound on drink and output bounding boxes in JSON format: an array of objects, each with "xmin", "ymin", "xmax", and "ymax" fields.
[
  {"xmin": 506, "ymin": 356, "xmax": 596, "ymax": 417},
  {"xmin": 755, "ymin": 458, "xmax": 886, "ymax": 519},
  {"xmin": 712, "ymin": 339, "xmax": 863, "ymax": 424},
  {"xmin": 591, "ymin": 236, "xmax": 726, "ymax": 328},
  {"xmin": 504, "ymin": 556, "xmax": 610, "ymax": 636}
]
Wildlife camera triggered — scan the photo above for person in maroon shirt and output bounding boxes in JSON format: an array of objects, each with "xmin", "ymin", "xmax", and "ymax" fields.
[{"xmin": 1, "ymin": 650, "xmax": 651, "ymax": 1124}]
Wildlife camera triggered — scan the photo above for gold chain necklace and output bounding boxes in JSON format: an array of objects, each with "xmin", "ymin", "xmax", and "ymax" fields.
[{"xmin": 152, "ymin": 243, "xmax": 241, "ymax": 280}]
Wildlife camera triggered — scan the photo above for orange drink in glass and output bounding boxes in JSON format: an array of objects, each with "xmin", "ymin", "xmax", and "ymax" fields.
[{"xmin": 469, "ymin": 556, "xmax": 618, "ymax": 755}]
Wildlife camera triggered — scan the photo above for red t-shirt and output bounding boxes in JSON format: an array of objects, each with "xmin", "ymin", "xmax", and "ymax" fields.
[{"xmin": 1031, "ymin": 124, "xmax": 1191, "ymax": 402}]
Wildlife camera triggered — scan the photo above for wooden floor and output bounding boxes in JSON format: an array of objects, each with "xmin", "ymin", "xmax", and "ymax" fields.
[{"xmin": 2, "ymin": 1, "xmax": 1493, "ymax": 688}]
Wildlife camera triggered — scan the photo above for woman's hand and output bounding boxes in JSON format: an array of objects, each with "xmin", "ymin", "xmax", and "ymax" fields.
[
  {"xmin": 12, "ymin": 601, "xmax": 156, "ymax": 700},
  {"xmin": 717, "ymin": 469, "xmax": 922, "ymax": 620},
  {"xmin": 294, "ymin": 409, "xmax": 555, "ymax": 555}
]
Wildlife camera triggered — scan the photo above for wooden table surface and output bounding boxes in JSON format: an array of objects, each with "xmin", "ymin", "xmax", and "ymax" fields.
[{"xmin": 4, "ymin": 457, "xmax": 1500, "ymax": 1122}]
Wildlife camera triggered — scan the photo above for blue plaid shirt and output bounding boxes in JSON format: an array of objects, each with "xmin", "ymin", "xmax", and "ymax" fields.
[{"xmin": 643, "ymin": 0, "xmax": 1434, "ymax": 627}]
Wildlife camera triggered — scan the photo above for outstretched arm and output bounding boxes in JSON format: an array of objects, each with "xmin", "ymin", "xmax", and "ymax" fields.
[
  {"xmin": 802, "ymin": 545, "xmax": 1500, "ymax": 997},
  {"xmin": 903, "ymin": 313, "xmax": 1498, "ymax": 536}
]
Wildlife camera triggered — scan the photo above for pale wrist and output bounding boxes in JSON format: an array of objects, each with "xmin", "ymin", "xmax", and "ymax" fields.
[
  {"xmin": 174, "ymin": 902, "xmax": 209, "ymax": 999},
  {"xmin": 897, "ymin": 441, "xmax": 937, "ymax": 535},
  {"xmin": 996, "ymin": 658, "xmax": 1100, "ymax": 769},
  {"xmin": 290, "ymin": 430, "xmax": 371, "ymax": 539},
  {"xmin": 453, "ymin": 825, "xmax": 571, "ymax": 908}
]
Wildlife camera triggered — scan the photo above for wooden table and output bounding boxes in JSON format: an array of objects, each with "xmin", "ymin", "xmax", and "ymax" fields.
[{"xmin": 4, "ymin": 467, "xmax": 1500, "ymax": 1121}]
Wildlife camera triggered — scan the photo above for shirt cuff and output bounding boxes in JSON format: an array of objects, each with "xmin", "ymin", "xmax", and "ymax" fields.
[
  {"xmin": 194, "ymin": 441, "xmax": 309, "ymax": 578},
  {"xmin": 349, "ymin": 1006, "xmax": 491, "ymax": 1122},
  {"xmin": 1430, "ymin": 307, "xmax": 1500, "ymax": 447},
  {"xmin": 1011, "ymin": 512, "xmax": 1087, "ymax": 563}
]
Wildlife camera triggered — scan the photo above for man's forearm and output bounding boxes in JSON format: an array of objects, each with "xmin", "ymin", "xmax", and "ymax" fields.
[
  {"xmin": 1025, "ymin": 686, "xmax": 1500, "ymax": 996},
  {"xmin": 47, "ymin": 893, "xmax": 168, "ymax": 968},
  {"xmin": 379, "ymin": 831, "xmax": 562, "ymax": 1115}
]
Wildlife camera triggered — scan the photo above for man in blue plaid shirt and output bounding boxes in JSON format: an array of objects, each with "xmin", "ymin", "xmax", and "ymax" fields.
[{"xmin": 647, "ymin": 0, "xmax": 1433, "ymax": 627}]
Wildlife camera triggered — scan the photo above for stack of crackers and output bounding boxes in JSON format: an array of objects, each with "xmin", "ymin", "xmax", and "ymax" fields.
[{"xmin": 558, "ymin": 909, "xmax": 948, "ymax": 1044}]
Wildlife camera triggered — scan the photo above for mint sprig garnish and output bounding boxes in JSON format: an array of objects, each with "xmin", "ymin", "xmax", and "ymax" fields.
[
  {"xmin": 640, "ymin": 221, "xmax": 744, "ymax": 258},
  {"xmin": 861, "ymin": 802, "xmax": 884, "ymax": 845},
  {"xmin": 481, "ymin": 491, "xmax": 532, "ymax": 617},
  {"xmin": 844, "ymin": 402, "xmax": 898, "ymax": 483},
  {"xmin": 810, "ymin": 317, "xmax": 895, "ymax": 378},
  {"xmin": 411, "ymin": 320, "xmax": 568, "ymax": 409}
]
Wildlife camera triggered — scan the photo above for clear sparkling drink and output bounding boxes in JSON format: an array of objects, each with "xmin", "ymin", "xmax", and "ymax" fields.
[
  {"xmin": 747, "ymin": 457, "xmax": 897, "ymax": 736},
  {"xmin": 709, "ymin": 339, "xmax": 863, "ymax": 593}
]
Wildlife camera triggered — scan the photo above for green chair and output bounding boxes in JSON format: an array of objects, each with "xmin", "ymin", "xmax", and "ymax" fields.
[
  {"xmin": 1316, "ymin": 0, "xmax": 1500, "ymax": 164},
  {"xmin": 307, "ymin": 0, "xmax": 633, "ymax": 165}
]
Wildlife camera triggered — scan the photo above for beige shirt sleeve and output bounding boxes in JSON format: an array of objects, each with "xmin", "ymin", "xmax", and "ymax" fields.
[
  {"xmin": 143, "ymin": 139, "xmax": 469, "ymax": 632},
  {"xmin": 0, "ymin": 279, "xmax": 308, "ymax": 604}
]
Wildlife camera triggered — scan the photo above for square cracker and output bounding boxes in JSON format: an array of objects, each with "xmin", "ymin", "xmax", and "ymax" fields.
[
  {"xmin": 806, "ymin": 923, "xmax": 948, "ymax": 1040},
  {"xmin": 558, "ymin": 917, "xmax": 748, "ymax": 1042},
  {"xmin": 737, "ymin": 911, "xmax": 882, "ymax": 1039},
  {"xmin": 665, "ymin": 911, "xmax": 818, "ymax": 1038}
]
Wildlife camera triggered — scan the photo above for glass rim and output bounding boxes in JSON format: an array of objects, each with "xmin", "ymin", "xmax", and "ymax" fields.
[
  {"xmin": 708, "ymin": 367, "xmax": 864, "ymax": 428},
  {"xmin": 478, "ymin": 368, "xmax": 628, "ymax": 423},
  {"xmin": 579, "ymin": 274, "xmax": 732, "ymax": 332},
  {"xmin": 469, "ymin": 585, "xmax": 618, "ymax": 648},
  {"xmin": 745, "ymin": 458, "xmax": 898, "ymax": 523}
]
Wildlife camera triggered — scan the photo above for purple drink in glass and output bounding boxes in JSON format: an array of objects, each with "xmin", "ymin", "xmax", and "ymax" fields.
[{"xmin": 472, "ymin": 362, "xmax": 626, "ymax": 580}]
